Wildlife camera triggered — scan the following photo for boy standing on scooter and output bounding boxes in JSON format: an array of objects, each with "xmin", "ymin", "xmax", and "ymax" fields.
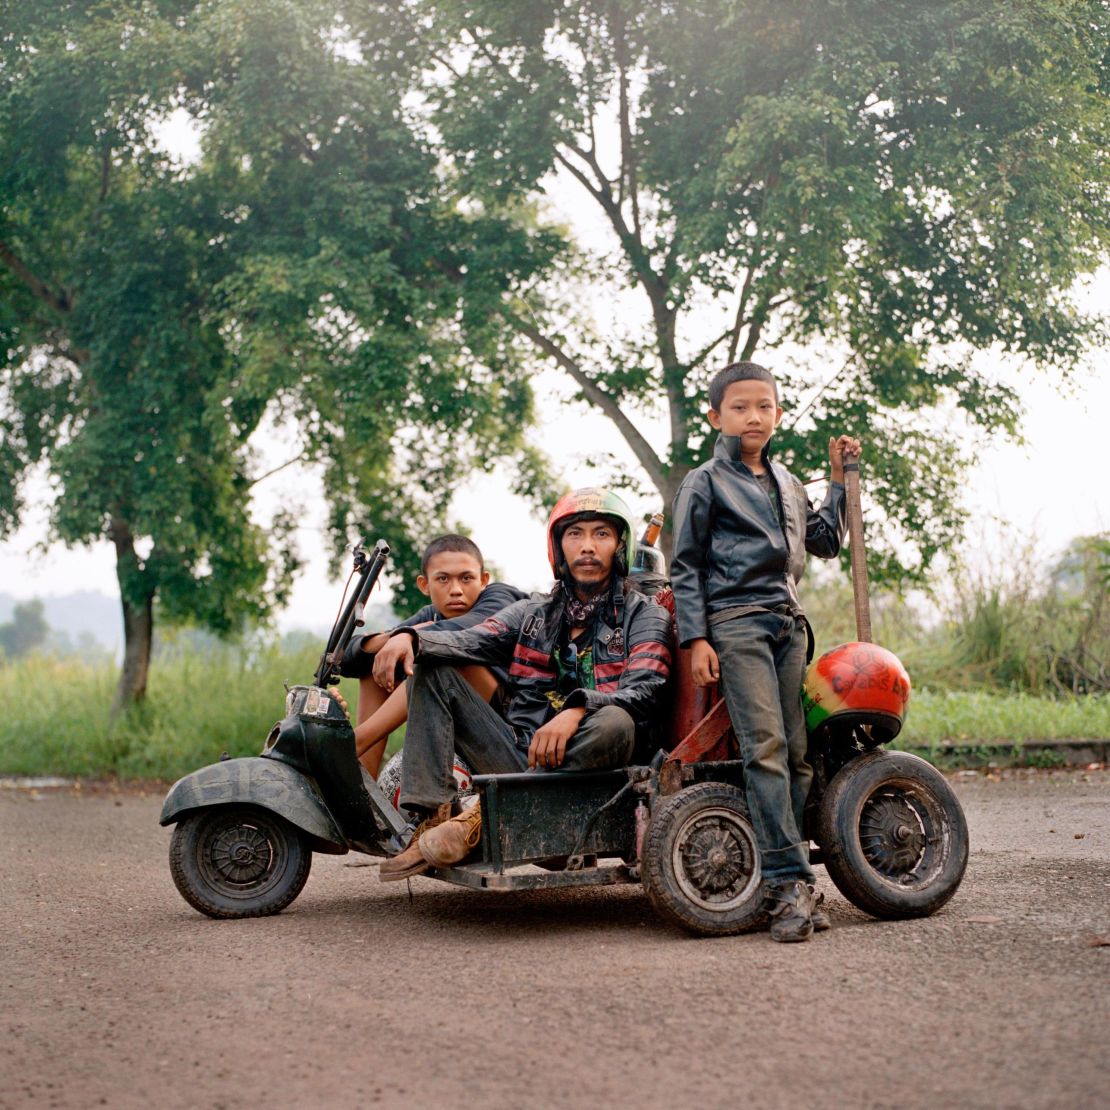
[
  {"xmin": 670, "ymin": 362, "xmax": 860, "ymax": 943},
  {"xmin": 338, "ymin": 535, "xmax": 526, "ymax": 776}
]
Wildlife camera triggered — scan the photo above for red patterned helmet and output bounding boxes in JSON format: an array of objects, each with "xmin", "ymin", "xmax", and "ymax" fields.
[
  {"xmin": 803, "ymin": 642, "xmax": 911, "ymax": 745},
  {"xmin": 546, "ymin": 488, "xmax": 637, "ymax": 580}
]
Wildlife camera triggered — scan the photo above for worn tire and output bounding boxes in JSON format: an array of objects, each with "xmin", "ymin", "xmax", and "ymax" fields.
[
  {"xmin": 169, "ymin": 805, "xmax": 311, "ymax": 919},
  {"xmin": 643, "ymin": 782, "xmax": 767, "ymax": 936},
  {"xmin": 817, "ymin": 750, "xmax": 968, "ymax": 919}
]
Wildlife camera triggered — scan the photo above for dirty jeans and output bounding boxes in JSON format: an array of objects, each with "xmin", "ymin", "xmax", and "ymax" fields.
[
  {"xmin": 398, "ymin": 662, "xmax": 636, "ymax": 813},
  {"xmin": 711, "ymin": 610, "xmax": 814, "ymax": 884}
]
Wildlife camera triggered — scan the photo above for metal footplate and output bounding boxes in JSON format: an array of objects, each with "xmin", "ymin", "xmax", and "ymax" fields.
[{"xmin": 427, "ymin": 859, "xmax": 637, "ymax": 891}]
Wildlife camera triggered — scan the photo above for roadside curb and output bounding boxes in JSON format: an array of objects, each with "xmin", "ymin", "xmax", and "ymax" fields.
[{"xmin": 899, "ymin": 736, "xmax": 1108, "ymax": 770}]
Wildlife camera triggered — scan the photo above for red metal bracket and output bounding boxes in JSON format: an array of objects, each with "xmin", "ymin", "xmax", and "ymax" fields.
[{"xmin": 666, "ymin": 698, "xmax": 735, "ymax": 765}]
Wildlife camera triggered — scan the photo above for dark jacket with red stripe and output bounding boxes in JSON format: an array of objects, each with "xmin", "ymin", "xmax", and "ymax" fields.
[{"xmin": 407, "ymin": 581, "xmax": 673, "ymax": 751}]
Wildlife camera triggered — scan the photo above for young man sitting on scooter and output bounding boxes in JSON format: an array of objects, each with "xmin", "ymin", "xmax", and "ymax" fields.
[
  {"xmin": 378, "ymin": 488, "xmax": 673, "ymax": 881},
  {"xmin": 338, "ymin": 534, "xmax": 527, "ymax": 777}
]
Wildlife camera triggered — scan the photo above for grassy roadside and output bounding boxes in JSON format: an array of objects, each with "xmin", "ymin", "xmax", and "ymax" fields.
[
  {"xmin": 0, "ymin": 647, "xmax": 387, "ymax": 782},
  {"xmin": 1, "ymin": 649, "xmax": 1108, "ymax": 781},
  {"xmin": 897, "ymin": 688, "xmax": 1110, "ymax": 748}
]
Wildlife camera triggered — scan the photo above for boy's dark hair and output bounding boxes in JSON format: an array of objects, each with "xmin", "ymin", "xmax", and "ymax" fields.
[
  {"xmin": 420, "ymin": 534, "xmax": 485, "ymax": 576},
  {"xmin": 708, "ymin": 361, "xmax": 779, "ymax": 410}
]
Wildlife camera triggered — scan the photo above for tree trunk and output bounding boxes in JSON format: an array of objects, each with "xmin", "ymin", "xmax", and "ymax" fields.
[
  {"xmin": 109, "ymin": 515, "xmax": 155, "ymax": 716},
  {"xmin": 113, "ymin": 591, "xmax": 153, "ymax": 715},
  {"xmin": 658, "ymin": 521, "xmax": 674, "ymax": 570},
  {"xmin": 655, "ymin": 472, "xmax": 682, "ymax": 570}
]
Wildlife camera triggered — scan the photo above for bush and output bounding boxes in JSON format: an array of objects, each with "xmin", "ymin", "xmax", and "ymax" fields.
[{"xmin": 805, "ymin": 531, "xmax": 1110, "ymax": 698}]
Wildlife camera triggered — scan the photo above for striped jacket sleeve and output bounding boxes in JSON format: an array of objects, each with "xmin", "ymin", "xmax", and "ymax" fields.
[{"xmin": 405, "ymin": 599, "xmax": 530, "ymax": 668}]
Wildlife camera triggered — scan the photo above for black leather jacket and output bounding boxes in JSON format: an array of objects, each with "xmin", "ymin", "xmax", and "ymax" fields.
[
  {"xmin": 670, "ymin": 435, "xmax": 846, "ymax": 647},
  {"xmin": 406, "ymin": 581, "xmax": 673, "ymax": 749}
]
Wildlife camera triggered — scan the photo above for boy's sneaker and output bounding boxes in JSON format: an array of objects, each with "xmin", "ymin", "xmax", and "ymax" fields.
[
  {"xmin": 418, "ymin": 802, "xmax": 484, "ymax": 869},
  {"xmin": 810, "ymin": 886, "xmax": 831, "ymax": 932},
  {"xmin": 767, "ymin": 879, "xmax": 815, "ymax": 943},
  {"xmin": 379, "ymin": 802, "xmax": 454, "ymax": 882}
]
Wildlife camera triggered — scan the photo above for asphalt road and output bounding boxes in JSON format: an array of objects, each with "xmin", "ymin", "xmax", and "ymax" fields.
[{"xmin": 2, "ymin": 768, "xmax": 1107, "ymax": 1110}]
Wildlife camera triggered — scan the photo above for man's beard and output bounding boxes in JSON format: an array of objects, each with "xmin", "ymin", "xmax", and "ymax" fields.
[
  {"xmin": 569, "ymin": 568, "xmax": 611, "ymax": 598},
  {"xmin": 562, "ymin": 576, "xmax": 613, "ymax": 625}
]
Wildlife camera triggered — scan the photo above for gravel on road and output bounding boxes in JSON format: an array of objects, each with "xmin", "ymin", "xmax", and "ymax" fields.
[{"xmin": 2, "ymin": 767, "xmax": 1107, "ymax": 1110}]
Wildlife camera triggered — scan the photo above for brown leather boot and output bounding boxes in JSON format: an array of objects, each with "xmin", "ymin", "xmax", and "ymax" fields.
[
  {"xmin": 418, "ymin": 802, "xmax": 484, "ymax": 869},
  {"xmin": 379, "ymin": 803, "xmax": 453, "ymax": 882}
]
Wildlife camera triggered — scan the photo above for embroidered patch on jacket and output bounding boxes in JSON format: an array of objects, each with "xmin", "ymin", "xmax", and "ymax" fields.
[
  {"xmin": 522, "ymin": 612, "xmax": 545, "ymax": 638},
  {"xmin": 608, "ymin": 627, "xmax": 625, "ymax": 656}
]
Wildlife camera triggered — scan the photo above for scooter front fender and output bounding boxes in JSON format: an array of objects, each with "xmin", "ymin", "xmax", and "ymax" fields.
[{"xmin": 159, "ymin": 757, "xmax": 348, "ymax": 853}]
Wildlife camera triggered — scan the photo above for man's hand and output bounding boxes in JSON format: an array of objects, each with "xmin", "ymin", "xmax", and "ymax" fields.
[
  {"xmin": 828, "ymin": 435, "xmax": 862, "ymax": 485},
  {"xmin": 372, "ymin": 632, "xmax": 415, "ymax": 691},
  {"xmin": 690, "ymin": 639, "xmax": 720, "ymax": 687},
  {"xmin": 528, "ymin": 707, "xmax": 588, "ymax": 770}
]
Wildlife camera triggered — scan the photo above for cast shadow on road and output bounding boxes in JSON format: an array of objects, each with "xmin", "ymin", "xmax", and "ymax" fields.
[
  {"xmin": 303, "ymin": 881, "xmax": 664, "ymax": 939},
  {"xmin": 286, "ymin": 870, "xmax": 886, "ymax": 943}
]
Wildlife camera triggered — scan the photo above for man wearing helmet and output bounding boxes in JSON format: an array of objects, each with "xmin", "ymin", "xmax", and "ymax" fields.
[{"xmin": 379, "ymin": 487, "xmax": 673, "ymax": 880}]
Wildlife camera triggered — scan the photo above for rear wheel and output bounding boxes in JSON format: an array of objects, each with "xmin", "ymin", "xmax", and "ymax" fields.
[
  {"xmin": 643, "ymin": 782, "xmax": 767, "ymax": 936},
  {"xmin": 817, "ymin": 751, "xmax": 968, "ymax": 919},
  {"xmin": 170, "ymin": 806, "xmax": 311, "ymax": 919}
]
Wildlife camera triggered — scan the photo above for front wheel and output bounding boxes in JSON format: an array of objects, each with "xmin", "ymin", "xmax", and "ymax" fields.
[
  {"xmin": 817, "ymin": 751, "xmax": 968, "ymax": 919},
  {"xmin": 642, "ymin": 782, "xmax": 767, "ymax": 936},
  {"xmin": 170, "ymin": 806, "xmax": 311, "ymax": 919}
]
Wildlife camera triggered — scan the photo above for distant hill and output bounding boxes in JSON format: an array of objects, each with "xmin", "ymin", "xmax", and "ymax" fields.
[
  {"xmin": 0, "ymin": 592, "xmax": 398, "ymax": 655},
  {"xmin": 0, "ymin": 590, "xmax": 123, "ymax": 653}
]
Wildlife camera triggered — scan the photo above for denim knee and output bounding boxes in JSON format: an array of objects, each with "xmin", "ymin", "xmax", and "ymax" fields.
[
  {"xmin": 749, "ymin": 734, "xmax": 789, "ymax": 777},
  {"xmin": 563, "ymin": 705, "xmax": 635, "ymax": 769}
]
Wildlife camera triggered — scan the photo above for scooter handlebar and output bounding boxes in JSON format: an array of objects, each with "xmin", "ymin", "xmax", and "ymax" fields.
[{"xmin": 314, "ymin": 540, "xmax": 391, "ymax": 687}]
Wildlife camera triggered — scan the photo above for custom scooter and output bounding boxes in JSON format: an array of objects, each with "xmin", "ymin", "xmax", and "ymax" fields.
[{"xmin": 162, "ymin": 466, "xmax": 968, "ymax": 932}]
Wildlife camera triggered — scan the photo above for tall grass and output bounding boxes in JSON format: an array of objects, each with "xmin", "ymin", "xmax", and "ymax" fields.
[
  {"xmin": 0, "ymin": 646, "xmax": 370, "ymax": 781},
  {"xmin": 899, "ymin": 689, "xmax": 1110, "ymax": 749},
  {"xmin": 0, "ymin": 644, "xmax": 1106, "ymax": 781},
  {"xmin": 804, "ymin": 531, "xmax": 1110, "ymax": 697},
  {"xmin": 2, "ymin": 536, "xmax": 1106, "ymax": 780}
]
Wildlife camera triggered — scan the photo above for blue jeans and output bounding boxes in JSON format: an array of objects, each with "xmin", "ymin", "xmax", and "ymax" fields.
[
  {"xmin": 399, "ymin": 663, "xmax": 636, "ymax": 813},
  {"xmin": 711, "ymin": 610, "xmax": 814, "ymax": 883}
]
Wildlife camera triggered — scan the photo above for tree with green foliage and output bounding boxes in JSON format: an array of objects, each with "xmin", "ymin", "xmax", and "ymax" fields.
[
  {"xmin": 0, "ymin": 0, "xmax": 551, "ymax": 710},
  {"xmin": 364, "ymin": 0, "xmax": 1110, "ymax": 576},
  {"xmin": 0, "ymin": 599, "xmax": 49, "ymax": 660}
]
